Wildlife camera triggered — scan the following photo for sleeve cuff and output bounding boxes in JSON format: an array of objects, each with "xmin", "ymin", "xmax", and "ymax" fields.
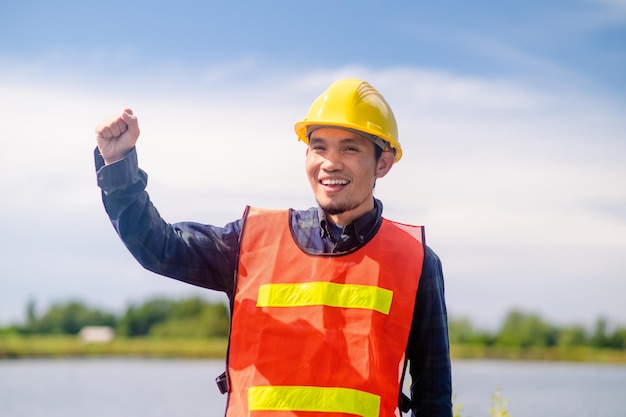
[{"xmin": 94, "ymin": 147, "xmax": 145, "ymax": 193}]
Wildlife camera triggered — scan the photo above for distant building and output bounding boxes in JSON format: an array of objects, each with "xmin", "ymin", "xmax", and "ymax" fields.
[{"xmin": 79, "ymin": 326, "xmax": 115, "ymax": 343}]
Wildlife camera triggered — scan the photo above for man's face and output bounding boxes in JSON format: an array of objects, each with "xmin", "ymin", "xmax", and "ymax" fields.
[{"xmin": 305, "ymin": 127, "xmax": 393, "ymax": 226}]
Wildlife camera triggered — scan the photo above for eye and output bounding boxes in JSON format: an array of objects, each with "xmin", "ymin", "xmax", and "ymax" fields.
[{"xmin": 308, "ymin": 140, "xmax": 327, "ymax": 152}]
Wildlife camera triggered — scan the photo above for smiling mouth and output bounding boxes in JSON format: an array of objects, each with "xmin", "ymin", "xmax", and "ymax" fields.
[{"xmin": 320, "ymin": 179, "xmax": 349, "ymax": 185}]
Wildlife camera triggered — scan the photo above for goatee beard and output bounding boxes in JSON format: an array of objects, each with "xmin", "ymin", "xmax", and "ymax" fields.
[
  {"xmin": 318, "ymin": 201, "xmax": 356, "ymax": 216},
  {"xmin": 322, "ymin": 206, "xmax": 348, "ymax": 215}
]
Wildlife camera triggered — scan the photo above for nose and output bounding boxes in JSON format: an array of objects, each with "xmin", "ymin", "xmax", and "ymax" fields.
[{"xmin": 320, "ymin": 148, "xmax": 343, "ymax": 171}]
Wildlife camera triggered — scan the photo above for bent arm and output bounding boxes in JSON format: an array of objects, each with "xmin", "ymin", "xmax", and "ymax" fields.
[{"xmin": 95, "ymin": 147, "xmax": 240, "ymax": 297}]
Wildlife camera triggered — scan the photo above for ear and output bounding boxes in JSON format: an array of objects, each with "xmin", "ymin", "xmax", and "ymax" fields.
[{"xmin": 375, "ymin": 151, "xmax": 394, "ymax": 178}]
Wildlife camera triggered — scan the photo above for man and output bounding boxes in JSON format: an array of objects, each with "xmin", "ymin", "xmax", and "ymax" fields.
[{"xmin": 95, "ymin": 78, "xmax": 452, "ymax": 417}]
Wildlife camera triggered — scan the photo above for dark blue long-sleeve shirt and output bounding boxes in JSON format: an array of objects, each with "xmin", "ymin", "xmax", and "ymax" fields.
[{"xmin": 95, "ymin": 147, "xmax": 452, "ymax": 417}]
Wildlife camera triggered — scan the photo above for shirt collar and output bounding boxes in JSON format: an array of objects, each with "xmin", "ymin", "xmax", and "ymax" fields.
[{"xmin": 318, "ymin": 198, "xmax": 383, "ymax": 243}]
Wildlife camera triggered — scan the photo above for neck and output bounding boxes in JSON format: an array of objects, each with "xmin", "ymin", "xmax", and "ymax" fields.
[{"xmin": 326, "ymin": 198, "xmax": 375, "ymax": 227}]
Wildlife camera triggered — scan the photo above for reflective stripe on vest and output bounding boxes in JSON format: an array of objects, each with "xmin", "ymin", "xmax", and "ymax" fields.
[
  {"xmin": 249, "ymin": 386, "xmax": 380, "ymax": 417},
  {"xmin": 226, "ymin": 207, "xmax": 425, "ymax": 417},
  {"xmin": 257, "ymin": 282, "xmax": 393, "ymax": 314}
]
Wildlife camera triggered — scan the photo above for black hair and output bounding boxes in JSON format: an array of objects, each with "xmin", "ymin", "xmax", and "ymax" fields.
[{"xmin": 374, "ymin": 145, "xmax": 383, "ymax": 161}]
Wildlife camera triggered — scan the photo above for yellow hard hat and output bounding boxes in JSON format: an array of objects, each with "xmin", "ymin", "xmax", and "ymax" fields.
[{"xmin": 294, "ymin": 78, "xmax": 402, "ymax": 162}]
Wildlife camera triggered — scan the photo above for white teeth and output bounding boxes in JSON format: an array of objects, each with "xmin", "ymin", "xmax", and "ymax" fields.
[{"xmin": 321, "ymin": 179, "xmax": 349, "ymax": 185}]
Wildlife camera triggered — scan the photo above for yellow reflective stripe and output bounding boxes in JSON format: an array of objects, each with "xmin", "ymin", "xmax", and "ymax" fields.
[
  {"xmin": 248, "ymin": 386, "xmax": 381, "ymax": 417},
  {"xmin": 256, "ymin": 282, "xmax": 393, "ymax": 315}
]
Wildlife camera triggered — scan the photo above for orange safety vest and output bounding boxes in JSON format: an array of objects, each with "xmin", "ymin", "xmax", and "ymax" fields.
[{"xmin": 226, "ymin": 207, "xmax": 425, "ymax": 417}]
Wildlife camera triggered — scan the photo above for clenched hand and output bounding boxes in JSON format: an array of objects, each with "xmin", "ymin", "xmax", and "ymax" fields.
[{"xmin": 96, "ymin": 108, "xmax": 141, "ymax": 165}]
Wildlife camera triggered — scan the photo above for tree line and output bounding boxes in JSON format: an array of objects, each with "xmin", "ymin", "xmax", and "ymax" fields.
[
  {"xmin": 450, "ymin": 310, "xmax": 626, "ymax": 350},
  {"xmin": 3, "ymin": 297, "xmax": 229, "ymax": 339},
  {"xmin": 2, "ymin": 297, "xmax": 625, "ymax": 349}
]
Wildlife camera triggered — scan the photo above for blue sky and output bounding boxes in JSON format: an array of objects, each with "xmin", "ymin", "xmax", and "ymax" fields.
[
  {"xmin": 3, "ymin": 0, "xmax": 625, "ymax": 95},
  {"xmin": 1, "ymin": 0, "xmax": 625, "ymax": 329}
]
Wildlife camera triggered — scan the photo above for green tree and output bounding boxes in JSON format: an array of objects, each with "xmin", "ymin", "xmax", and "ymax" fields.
[
  {"xmin": 590, "ymin": 317, "xmax": 609, "ymax": 348},
  {"xmin": 608, "ymin": 326, "xmax": 626, "ymax": 349},
  {"xmin": 448, "ymin": 317, "xmax": 496, "ymax": 345},
  {"xmin": 448, "ymin": 317, "xmax": 475, "ymax": 344},
  {"xmin": 26, "ymin": 299, "xmax": 37, "ymax": 328},
  {"xmin": 496, "ymin": 309, "xmax": 556, "ymax": 348},
  {"xmin": 28, "ymin": 300, "xmax": 116, "ymax": 335},
  {"xmin": 116, "ymin": 296, "xmax": 230, "ymax": 338},
  {"xmin": 556, "ymin": 325, "xmax": 588, "ymax": 347},
  {"xmin": 117, "ymin": 298, "xmax": 173, "ymax": 337},
  {"xmin": 150, "ymin": 298, "xmax": 229, "ymax": 338}
]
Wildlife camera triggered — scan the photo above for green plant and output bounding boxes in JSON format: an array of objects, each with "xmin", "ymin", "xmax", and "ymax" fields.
[
  {"xmin": 489, "ymin": 387, "xmax": 511, "ymax": 417},
  {"xmin": 452, "ymin": 387, "xmax": 511, "ymax": 417},
  {"xmin": 453, "ymin": 401, "xmax": 463, "ymax": 417}
]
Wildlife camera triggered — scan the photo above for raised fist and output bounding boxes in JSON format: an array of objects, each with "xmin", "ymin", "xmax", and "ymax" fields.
[{"xmin": 95, "ymin": 108, "xmax": 140, "ymax": 165}]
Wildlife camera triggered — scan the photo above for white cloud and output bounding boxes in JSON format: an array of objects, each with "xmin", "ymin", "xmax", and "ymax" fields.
[{"xmin": 0, "ymin": 63, "xmax": 624, "ymax": 328}]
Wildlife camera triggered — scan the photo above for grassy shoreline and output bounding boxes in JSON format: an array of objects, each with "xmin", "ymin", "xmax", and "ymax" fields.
[
  {"xmin": 0, "ymin": 335, "xmax": 228, "ymax": 359},
  {"xmin": 1, "ymin": 336, "xmax": 625, "ymax": 363},
  {"xmin": 451, "ymin": 344, "xmax": 626, "ymax": 363}
]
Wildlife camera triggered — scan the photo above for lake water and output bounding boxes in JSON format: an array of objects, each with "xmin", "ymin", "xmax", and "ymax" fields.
[{"xmin": 1, "ymin": 358, "xmax": 625, "ymax": 417}]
